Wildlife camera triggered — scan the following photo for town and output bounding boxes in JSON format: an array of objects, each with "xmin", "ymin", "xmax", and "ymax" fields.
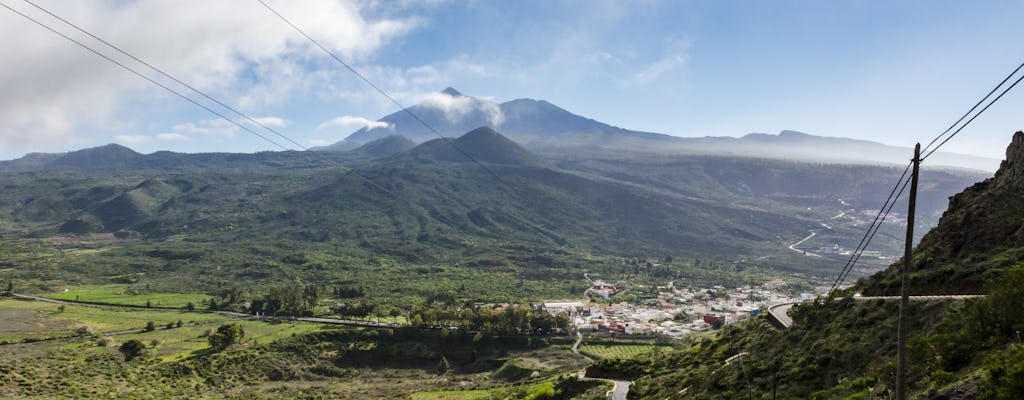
[{"xmin": 538, "ymin": 277, "xmax": 825, "ymax": 339}]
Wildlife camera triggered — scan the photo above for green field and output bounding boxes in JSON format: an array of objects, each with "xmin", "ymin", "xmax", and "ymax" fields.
[
  {"xmin": 47, "ymin": 284, "xmax": 213, "ymax": 308},
  {"xmin": 0, "ymin": 297, "xmax": 228, "ymax": 343},
  {"xmin": 410, "ymin": 377, "xmax": 609, "ymax": 400},
  {"xmin": 578, "ymin": 342, "xmax": 674, "ymax": 360}
]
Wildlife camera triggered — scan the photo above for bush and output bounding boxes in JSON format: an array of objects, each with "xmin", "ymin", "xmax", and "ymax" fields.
[
  {"xmin": 73, "ymin": 325, "xmax": 95, "ymax": 336},
  {"xmin": 980, "ymin": 346, "xmax": 1024, "ymax": 399},
  {"xmin": 437, "ymin": 356, "xmax": 451, "ymax": 375},
  {"xmin": 120, "ymin": 339, "xmax": 146, "ymax": 361},
  {"xmin": 96, "ymin": 336, "xmax": 115, "ymax": 347}
]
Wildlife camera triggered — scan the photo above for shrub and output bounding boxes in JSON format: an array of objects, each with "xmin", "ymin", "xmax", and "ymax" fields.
[
  {"xmin": 437, "ymin": 356, "xmax": 451, "ymax": 375},
  {"xmin": 120, "ymin": 340, "xmax": 146, "ymax": 361},
  {"xmin": 73, "ymin": 325, "xmax": 95, "ymax": 336}
]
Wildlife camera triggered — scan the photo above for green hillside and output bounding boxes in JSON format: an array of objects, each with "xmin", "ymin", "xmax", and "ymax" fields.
[{"xmin": 591, "ymin": 132, "xmax": 1024, "ymax": 399}]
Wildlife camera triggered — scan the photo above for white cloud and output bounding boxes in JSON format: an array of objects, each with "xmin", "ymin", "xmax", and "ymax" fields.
[
  {"xmin": 114, "ymin": 134, "xmax": 149, "ymax": 144},
  {"xmin": 631, "ymin": 39, "xmax": 691, "ymax": 84},
  {"xmin": 157, "ymin": 133, "xmax": 189, "ymax": 141},
  {"xmin": 315, "ymin": 116, "xmax": 391, "ymax": 131},
  {"xmin": 0, "ymin": 0, "xmax": 421, "ymax": 155},
  {"xmin": 421, "ymin": 91, "xmax": 504, "ymax": 126}
]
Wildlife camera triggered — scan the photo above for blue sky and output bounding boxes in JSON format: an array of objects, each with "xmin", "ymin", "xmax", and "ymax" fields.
[{"xmin": 1, "ymin": 0, "xmax": 1022, "ymax": 161}]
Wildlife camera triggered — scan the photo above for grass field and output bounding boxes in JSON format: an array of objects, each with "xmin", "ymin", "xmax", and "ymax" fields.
[
  {"xmin": 113, "ymin": 319, "xmax": 333, "ymax": 361},
  {"xmin": 46, "ymin": 284, "xmax": 213, "ymax": 308},
  {"xmin": 410, "ymin": 377, "xmax": 610, "ymax": 400},
  {"xmin": 0, "ymin": 297, "xmax": 227, "ymax": 343}
]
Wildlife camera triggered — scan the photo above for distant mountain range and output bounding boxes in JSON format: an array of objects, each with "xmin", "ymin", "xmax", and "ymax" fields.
[
  {"xmin": 312, "ymin": 87, "xmax": 1000, "ymax": 171},
  {"xmin": 0, "ymin": 87, "xmax": 1001, "ymax": 172}
]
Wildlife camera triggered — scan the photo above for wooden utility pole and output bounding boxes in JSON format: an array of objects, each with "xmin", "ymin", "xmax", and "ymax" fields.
[{"xmin": 896, "ymin": 143, "xmax": 921, "ymax": 400}]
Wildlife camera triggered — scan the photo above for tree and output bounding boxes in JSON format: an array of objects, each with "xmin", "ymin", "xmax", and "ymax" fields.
[
  {"xmin": 120, "ymin": 339, "xmax": 146, "ymax": 361},
  {"xmin": 145, "ymin": 321, "xmax": 156, "ymax": 332},
  {"xmin": 208, "ymin": 323, "xmax": 245, "ymax": 351},
  {"xmin": 437, "ymin": 356, "xmax": 451, "ymax": 374}
]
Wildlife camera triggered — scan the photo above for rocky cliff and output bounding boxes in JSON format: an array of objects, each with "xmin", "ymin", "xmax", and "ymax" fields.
[{"xmin": 863, "ymin": 131, "xmax": 1024, "ymax": 295}]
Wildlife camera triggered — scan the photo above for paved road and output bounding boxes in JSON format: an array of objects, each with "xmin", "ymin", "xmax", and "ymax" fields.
[
  {"xmin": 578, "ymin": 371, "xmax": 631, "ymax": 400},
  {"xmin": 767, "ymin": 302, "xmax": 795, "ymax": 328},
  {"xmin": 767, "ymin": 295, "xmax": 986, "ymax": 330},
  {"xmin": 853, "ymin": 295, "xmax": 985, "ymax": 301},
  {"xmin": 608, "ymin": 380, "xmax": 631, "ymax": 400},
  {"xmin": 787, "ymin": 231, "xmax": 822, "ymax": 257}
]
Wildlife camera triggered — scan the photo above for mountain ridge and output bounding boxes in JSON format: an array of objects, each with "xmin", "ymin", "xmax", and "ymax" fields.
[{"xmin": 312, "ymin": 88, "xmax": 999, "ymax": 171}]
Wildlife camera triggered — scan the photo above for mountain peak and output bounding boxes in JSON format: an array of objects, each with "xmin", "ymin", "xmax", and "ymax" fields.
[
  {"xmin": 778, "ymin": 130, "xmax": 812, "ymax": 138},
  {"xmin": 996, "ymin": 131, "xmax": 1024, "ymax": 188},
  {"xmin": 441, "ymin": 87, "xmax": 463, "ymax": 96}
]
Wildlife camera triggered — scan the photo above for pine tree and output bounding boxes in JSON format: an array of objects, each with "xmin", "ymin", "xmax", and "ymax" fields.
[{"xmin": 438, "ymin": 356, "xmax": 451, "ymax": 375}]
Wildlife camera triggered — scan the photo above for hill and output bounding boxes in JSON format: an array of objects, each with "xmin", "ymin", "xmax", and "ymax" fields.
[
  {"xmin": 0, "ymin": 145, "xmax": 363, "ymax": 173},
  {"xmin": 0, "ymin": 128, "xmax": 985, "ymax": 286},
  {"xmin": 402, "ymin": 126, "xmax": 540, "ymax": 166}
]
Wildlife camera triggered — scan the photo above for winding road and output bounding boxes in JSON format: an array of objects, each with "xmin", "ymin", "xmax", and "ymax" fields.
[
  {"xmin": 767, "ymin": 295, "xmax": 986, "ymax": 330},
  {"xmin": 787, "ymin": 231, "xmax": 822, "ymax": 257},
  {"xmin": 767, "ymin": 302, "xmax": 795, "ymax": 328}
]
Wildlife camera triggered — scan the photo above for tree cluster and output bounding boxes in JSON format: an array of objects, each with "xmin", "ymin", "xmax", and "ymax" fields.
[
  {"xmin": 249, "ymin": 281, "xmax": 321, "ymax": 316},
  {"xmin": 208, "ymin": 323, "xmax": 245, "ymax": 351},
  {"xmin": 408, "ymin": 304, "xmax": 569, "ymax": 335}
]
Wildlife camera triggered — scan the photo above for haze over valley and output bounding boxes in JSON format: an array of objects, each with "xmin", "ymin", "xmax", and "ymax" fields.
[{"xmin": 2, "ymin": 1, "xmax": 1023, "ymax": 399}]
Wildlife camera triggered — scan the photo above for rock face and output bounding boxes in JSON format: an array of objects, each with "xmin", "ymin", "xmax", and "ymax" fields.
[{"xmin": 863, "ymin": 131, "xmax": 1024, "ymax": 295}]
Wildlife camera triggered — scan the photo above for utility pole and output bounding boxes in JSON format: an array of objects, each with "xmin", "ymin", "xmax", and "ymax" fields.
[{"xmin": 896, "ymin": 143, "xmax": 921, "ymax": 400}]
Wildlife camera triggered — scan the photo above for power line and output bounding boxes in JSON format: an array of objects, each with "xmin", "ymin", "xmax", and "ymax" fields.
[
  {"xmin": 0, "ymin": 2, "xmax": 286, "ymax": 151},
  {"xmin": 824, "ymin": 59, "xmax": 1024, "ymax": 296},
  {"xmin": 923, "ymin": 69, "xmax": 1024, "ymax": 160},
  {"xmin": 823, "ymin": 162, "xmax": 912, "ymax": 301},
  {"xmin": 921, "ymin": 60, "xmax": 1024, "ymax": 156},
  {"xmin": 254, "ymin": 0, "xmax": 509, "ymax": 185},
  {"xmin": 1, "ymin": 0, "xmax": 406, "ymax": 202},
  {"xmin": 20, "ymin": 0, "xmax": 310, "ymax": 152},
  {"xmin": 254, "ymin": 0, "xmax": 570, "ymax": 247},
  {"xmin": 827, "ymin": 169, "xmax": 913, "ymax": 302}
]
